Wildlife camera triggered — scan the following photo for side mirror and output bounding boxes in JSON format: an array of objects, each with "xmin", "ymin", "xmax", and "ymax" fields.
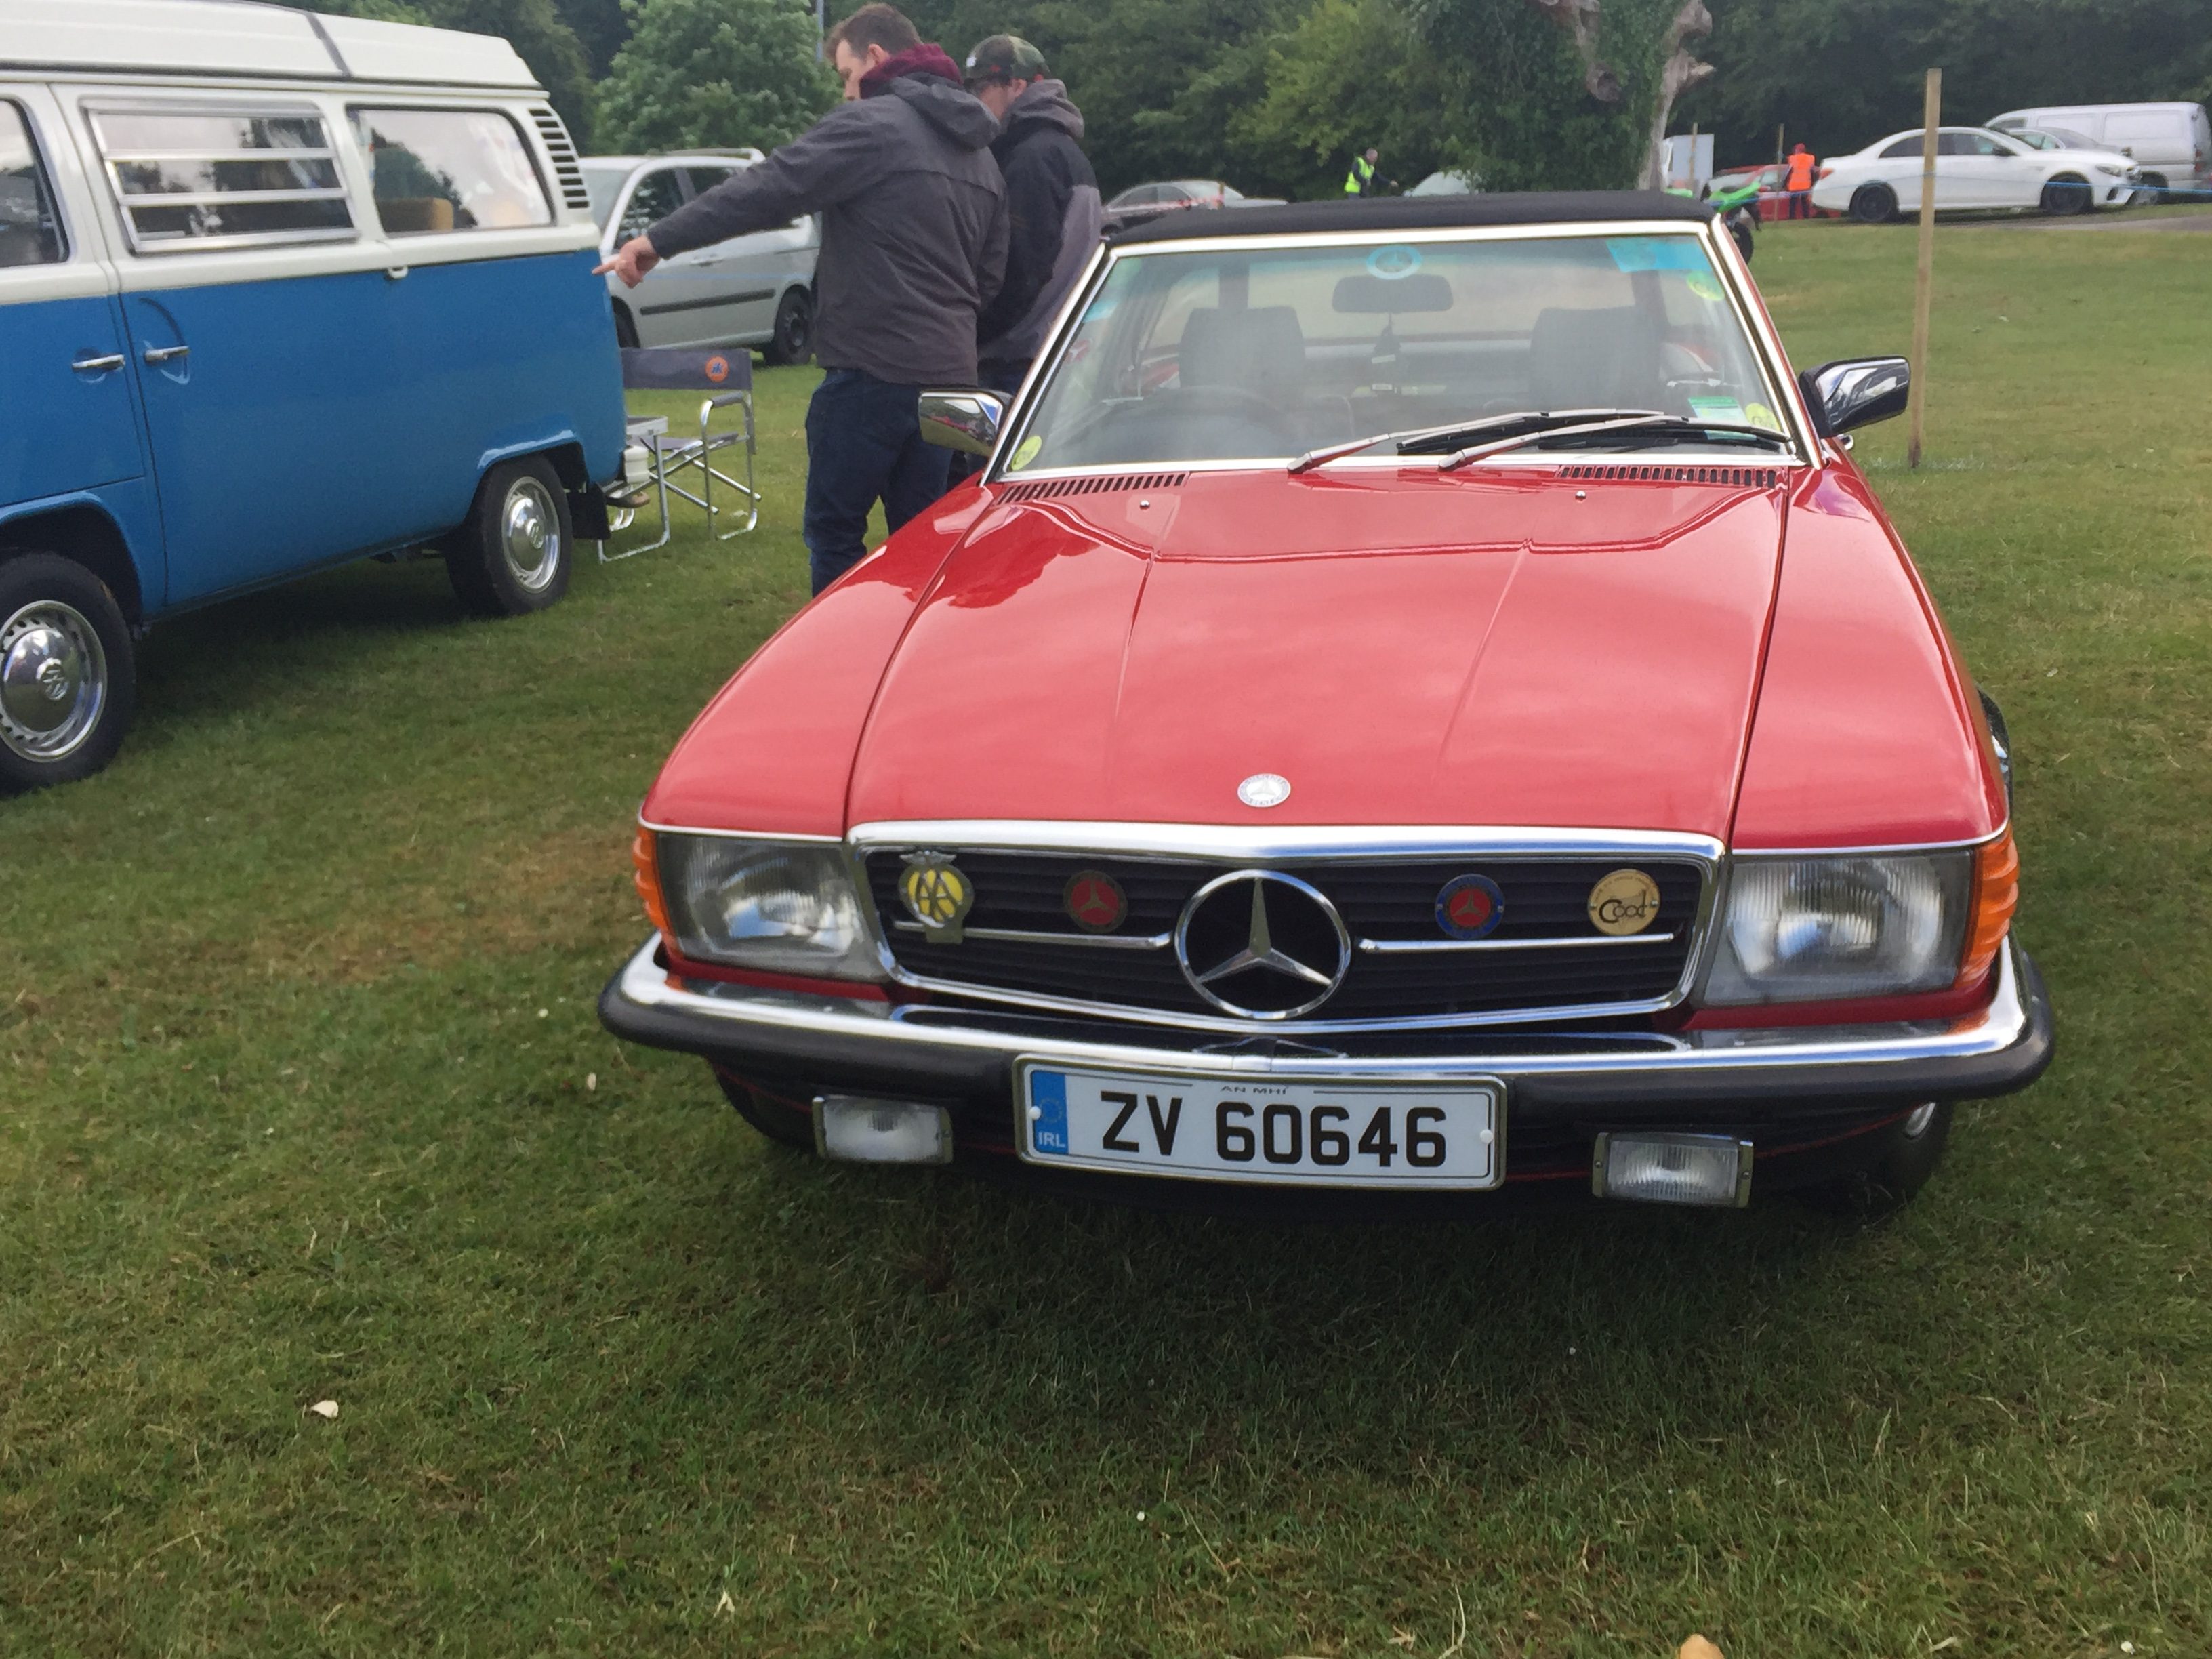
[
  {"xmin": 918, "ymin": 388, "xmax": 1006, "ymax": 457},
  {"xmin": 1799, "ymin": 356, "xmax": 1910, "ymax": 438}
]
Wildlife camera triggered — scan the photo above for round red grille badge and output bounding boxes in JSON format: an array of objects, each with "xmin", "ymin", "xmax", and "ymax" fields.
[
  {"xmin": 1435, "ymin": 873, "xmax": 1505, "ymax": 940},
  {"xmin": 1064, "ymin": 869, "xmax": 1128, "ymax": 933}
]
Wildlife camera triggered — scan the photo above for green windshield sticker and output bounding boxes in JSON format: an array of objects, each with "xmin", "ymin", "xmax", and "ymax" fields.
[
  {"xmin": 1745, "ymin": 403, "xmax": 1783, "ymax": 432},
  {"xmin": 1606, "ymin": 237, "xmax": 1711, "ymax": 274},
  {"xmin": 1008, "ymin": 435, "xmax": 1044, "ymax": 471},
  {"xmin": 1685, "ymin": 272, "xmax": 1723, "ymax": 302},
  {"xmin": 1688, "ymin": 396, "xmax": 1746, "ymax": 424}
]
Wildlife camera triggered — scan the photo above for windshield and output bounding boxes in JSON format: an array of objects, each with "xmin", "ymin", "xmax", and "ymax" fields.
[
  {"xmin": 580, "ymin": 163, "xmax": 628, "ymax": 229},
  {"xmin": 1008, "ymin": 232, "xmax": 1786, "ymax": 472}
]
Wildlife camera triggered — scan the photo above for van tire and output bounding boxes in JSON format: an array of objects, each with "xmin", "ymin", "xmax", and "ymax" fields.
[
  {"xmin": 762, "ymin": 287, "xmax": 813, "ymax": 366},
  {"xmin": 445, "ymin": 457, "xmax": 573, "ymax": 618},
  {"xmin": 2138, "ymin": 171, "xmax": 2168, "ymax": 204},
  {"xmin": 1850, "ymin": 183, "xmax": 1898, "ymax": 224},
  {"xmin": 0, "ymin": 552, "xmax": 137, "ymax": 794},
  {"xmin": 613, "ymin": 303, "xmax": 639, "ymax": 350}
]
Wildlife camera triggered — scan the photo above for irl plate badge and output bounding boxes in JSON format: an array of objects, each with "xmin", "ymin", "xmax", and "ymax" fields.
[{"xmin": 899, "ymin": 852, "xmax": 975, "ymax": 944}]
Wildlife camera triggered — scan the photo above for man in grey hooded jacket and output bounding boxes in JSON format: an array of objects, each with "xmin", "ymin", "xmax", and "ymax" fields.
[{"xmin": 597, "ymin": 4, "xmax": 1008, "ymax": 594}]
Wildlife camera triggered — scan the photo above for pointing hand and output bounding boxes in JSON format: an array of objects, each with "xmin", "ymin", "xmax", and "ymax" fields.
[{"xmin": 593, "ymin": 235, "xmax": 661, "ymax": 286}]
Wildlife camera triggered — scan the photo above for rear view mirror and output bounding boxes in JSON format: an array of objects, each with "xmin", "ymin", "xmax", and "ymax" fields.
[
  {"xmin": 1801, "ymin": 356, "xmax": 1910, "ymax": 436},
  {"xmin": 1332, "ymin": 272, "xmax": 1454, "ymax": 314},
  {"xmin": 918, "ymin": 388, "xmax": 1007, "ymax": 456}
]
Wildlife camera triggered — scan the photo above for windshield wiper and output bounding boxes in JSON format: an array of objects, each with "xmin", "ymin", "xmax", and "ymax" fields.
[
  {"xmin": 1438, "ymin": 414, "xmax": 1791, "ymax": 472},
  {"xmin": 1287, "ymin": 409, "xmax": 1660, "ymax": 474}
]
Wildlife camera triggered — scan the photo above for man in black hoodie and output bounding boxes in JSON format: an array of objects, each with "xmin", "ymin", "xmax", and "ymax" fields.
[
  {"xmin": 597, "ymin": 5, "xmax": 1008, "ymax": 594},
  {"xmin": 962, "ymin": 36, "xmax": 1103, "ymax": 396}
]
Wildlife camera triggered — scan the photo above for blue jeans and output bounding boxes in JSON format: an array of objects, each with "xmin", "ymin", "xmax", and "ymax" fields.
[{"xmin": 802, "ymin": 369, "xmax": 953, "ymax": 594}]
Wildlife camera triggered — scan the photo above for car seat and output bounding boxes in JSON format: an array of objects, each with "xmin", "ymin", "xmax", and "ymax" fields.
[
  {"xmin": 1178, "ymin": 305, "xmax": 1307, "ymax": 403},
  {"xmin": 1527, "ymin": 306, "xmax": 1666, "ymax": 413}
]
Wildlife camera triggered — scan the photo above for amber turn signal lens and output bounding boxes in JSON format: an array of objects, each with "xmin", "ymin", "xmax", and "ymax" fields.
[
  {"xmin": 632, "ymin": 827, "xmax": 672, "ymax": 939},
  {"xmin": 1957, "ymin": 829, "xmax": 2018, "ymax": 989}
]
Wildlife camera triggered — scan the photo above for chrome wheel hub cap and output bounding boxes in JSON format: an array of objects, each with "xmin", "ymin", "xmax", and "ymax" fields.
[
  {"xmin": 501, "ymin": 478, "xmax": 561, "ymax": 592},
  {"xmin": 1, "ymin": 600, "xmax": 107, "ymax": 762}
]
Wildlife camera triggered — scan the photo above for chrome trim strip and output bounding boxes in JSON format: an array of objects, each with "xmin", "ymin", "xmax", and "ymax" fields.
[
  {"xmin": 892, "ymin": 920, "xmax": 1172, "ymax": 952},
  {"xmin": 1731, "ymin": 827, "xmax": 2008, "ymax": 857},
  {"xmin": 638, "ymin": 818, "xmax": 843, "ymax": 844},
  {"xmin": 849, "ymin": 821, "xmax": 1725, "ymax": 863},
  {"xmin": 1358, "ymin": 931, "xmax": 1677, "ymax": 956},
  {"xmin": 611, "ymin": 934, "xmax": 2037, "ymax": 1080}
]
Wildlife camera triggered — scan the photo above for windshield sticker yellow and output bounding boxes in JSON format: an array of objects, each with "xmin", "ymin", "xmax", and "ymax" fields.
[
  {"xmin": 1685, "ymin": 272, "xmax": 1724, "ymax": 303},
  {"xmin": 1745, "ymin": 403, "xmax": 1783, "ymax": 432},
  {"xmin": 1008, "ymin": 435, "xmax": 1043, "ymax": 470},
  {"xmin": 1688, "ymin": 396, "xmax": 1746, "ymax": 424},
  {"xmin": 1366, "ymin": 245, "xmax": 1423, "ymax": 280}
]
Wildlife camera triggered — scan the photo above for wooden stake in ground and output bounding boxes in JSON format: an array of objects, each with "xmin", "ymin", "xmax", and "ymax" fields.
[{"xmin": 1908, "ymin": 67, "xmax": 1942, "ymax": 469}]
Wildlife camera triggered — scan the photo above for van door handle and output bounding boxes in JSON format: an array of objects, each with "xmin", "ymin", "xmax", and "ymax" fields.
[
  {"xmin": 142, "ymin": 344, "xmax": 191, "ymax": 365},
  {"xmin": 386, "ymin": 265, "xmax": 409, "ymax": 281},
  {"xmin": 71, "ymin": 352, "xmax": 126, "ymax": 373}
]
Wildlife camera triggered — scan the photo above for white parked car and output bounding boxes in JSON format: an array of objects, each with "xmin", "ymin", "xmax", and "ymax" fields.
[
  {"xmin": 1810, "ymin": 126, "xmax": 2141, "ymax": 222},
  {"xmin": 1989, "ymin": 102, "xmax": 2211, "ymax": 201},
  {"xmin": 582, "ymin": 152, "xmax": 819, "ymax": 363}
]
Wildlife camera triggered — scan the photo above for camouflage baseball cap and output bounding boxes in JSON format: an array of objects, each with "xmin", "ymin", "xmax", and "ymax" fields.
[{"xmin": 963, "ymin": 34, "xmax": 1048, "ymax": 86}]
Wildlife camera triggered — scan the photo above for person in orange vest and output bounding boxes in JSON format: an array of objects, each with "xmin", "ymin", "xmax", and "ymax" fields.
[{"xmin": 1784, "ymin": 143, "xmax": 1818, "ymax": 218}]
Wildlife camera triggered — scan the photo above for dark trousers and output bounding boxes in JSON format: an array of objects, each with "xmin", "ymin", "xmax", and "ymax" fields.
[{"xmin": 802, "ymin": 368, "xmax": 953, "ymax": 595}]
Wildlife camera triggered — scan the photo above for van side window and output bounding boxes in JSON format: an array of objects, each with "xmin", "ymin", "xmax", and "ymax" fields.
[
  {"xmin": 0, "ymin": 102, "xmax": 66, "ymax": 266},
  {"xmin": 350, "ymin": 108, "xmax": 552, "ymax": 234},
  {"xmin": 89, "ymin": 107, "xmax": 354, "ymax": 252}
]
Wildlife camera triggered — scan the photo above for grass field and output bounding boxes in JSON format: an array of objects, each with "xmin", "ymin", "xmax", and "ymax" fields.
[{"xmin": 3, "ymin": 219, "xmax": 2208, "ymax": 1658}]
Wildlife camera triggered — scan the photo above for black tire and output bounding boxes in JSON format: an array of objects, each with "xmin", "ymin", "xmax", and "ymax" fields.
[
  {"xmin": 612, "ymin": 302, "xmax": 639, "ymax": 350},
  {"xmin": 1850, "ymin": 183, "xmax": 1899, "ymax": 224},
  {"xmin": 444, "ymin": 456, "xmax": 573, "ymax": 618},
  {"xmin": 712, "ymin": 1067, "xmax": 817, "ymax": 1150},
  {"xmin": 1729, "ymin": 214, "xmax": 1756, "ymax": 263},
  {"xmin": 2041, "ymin": 174, "xmax": 2093, "ymax": 216},
  {"xmin": 1799, "ymin": 1102, "xmax": 1954, "ymax": 1218},
  {"xmin": 761, "ymin": 287, "xmax": 813, "ymax": 367},
  {"xmin": 0, "ymin": 552, "xmax": 137, "ymax": 794}
]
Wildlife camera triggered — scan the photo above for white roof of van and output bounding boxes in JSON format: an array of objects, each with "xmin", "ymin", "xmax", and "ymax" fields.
[{"xmin": 0, "ymin": 0, "xmax": 541, "ymax": 91}]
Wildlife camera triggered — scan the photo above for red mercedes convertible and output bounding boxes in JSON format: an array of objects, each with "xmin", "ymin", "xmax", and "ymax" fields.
[{"xmin": 601, "ymin": 192, "xmax": 2052, "ymax": 1215}]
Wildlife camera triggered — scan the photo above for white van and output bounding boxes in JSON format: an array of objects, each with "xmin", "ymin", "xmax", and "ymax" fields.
[{"xmin": 1988, "ymin": 103, "xmax": 2211, "ymax": 200}]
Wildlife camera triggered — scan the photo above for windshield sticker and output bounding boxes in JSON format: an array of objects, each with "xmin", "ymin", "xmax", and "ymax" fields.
[
  {"xmin": 1744, "ymin": 403, "xmax": 1784, "ymax": 432},
  {"xmin": 1008, "ymin": 435, "xmax": 1044, "ymax": 470},
  {"xmin": 1366, "ymin": 244, "xmax": 1423, "ymax": 281},
  {"xmin": 1685, "ymin": 272, "xmax": 1724, "ymax": 303},
  {"xmin": 1688, "ymin": 396, "xmax": 1746, "ymax": 424},
  {"xmin": 1606, "ymin": 237, "xmax": 1710, "ymax": 274}
]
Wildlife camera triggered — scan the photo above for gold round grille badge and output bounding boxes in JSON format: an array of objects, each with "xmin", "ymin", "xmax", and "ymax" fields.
[
  {"xmin": 899, "ymin": 853, "xmax": 975, "ymax": 943},
  {"xmin": 1586, "ymin": 868, "xmax": 1661, "ymax": 937}
]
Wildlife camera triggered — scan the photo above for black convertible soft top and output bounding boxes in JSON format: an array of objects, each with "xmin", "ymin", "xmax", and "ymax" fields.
[{"xmin": 1110, "ymin": 190, "xmax": 1712, "ymax": 245}]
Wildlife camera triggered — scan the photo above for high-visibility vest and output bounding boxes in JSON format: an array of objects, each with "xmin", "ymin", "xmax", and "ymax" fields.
[
  {"xmin": 1344, "ymin": 157, "xmax": 1375, "ymax": 196},
  {"xmin": 1785, "ymin": 152, "xmax": 1816, "ymax": 192}
]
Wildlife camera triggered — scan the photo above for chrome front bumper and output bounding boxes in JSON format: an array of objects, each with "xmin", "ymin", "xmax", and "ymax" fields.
[{"xmin": 599, "ymin": 935, "xmax": 2055, "ymax": 1115}]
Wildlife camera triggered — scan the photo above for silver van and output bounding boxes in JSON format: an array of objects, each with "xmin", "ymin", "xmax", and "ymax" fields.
[
  {"xmin": 1988, "ymin": 103, "xmax": 2211, "ymax": 200},
  {"xmin": 583, "ymin": 152, "xmax": 818, "ymax": 363}
]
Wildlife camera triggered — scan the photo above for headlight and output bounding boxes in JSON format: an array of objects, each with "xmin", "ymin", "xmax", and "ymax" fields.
[
  {"xmin": 2095, "ymin": 163, "xmax": 2127, "ymax": 178},
  {"xmin": 1703, "ymin": 852, "xmax": 1972, "ymax": 1004},
  {"xmin": 651, "ymin": 832, "xmax": 884, "ymax": 980}
]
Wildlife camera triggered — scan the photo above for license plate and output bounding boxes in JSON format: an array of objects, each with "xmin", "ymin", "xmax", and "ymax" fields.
[{"xmin": 1015, "ymin": 1062, "xmax": 1504, "ymax": 1189}]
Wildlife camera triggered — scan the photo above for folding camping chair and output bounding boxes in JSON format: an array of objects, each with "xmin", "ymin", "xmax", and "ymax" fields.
[{"xmin": 598, "ymin": 346, "xmax": 760, "ymax": 562}]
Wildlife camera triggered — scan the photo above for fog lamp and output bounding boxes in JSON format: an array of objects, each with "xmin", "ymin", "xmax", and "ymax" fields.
[
  {"xmin": 814, "ymin": 1096, "xmax": 952, "ymax": 1164},
  {"xmin": 1592, "ymin": 1132, "xmax": 1753, "ymax": 1208}
]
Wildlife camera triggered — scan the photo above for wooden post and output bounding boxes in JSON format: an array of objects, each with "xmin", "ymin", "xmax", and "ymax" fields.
[
  {"xmin": 1908, "ymin": 68, "xmax": 1941, "ymax": 470},
  {"xmin": 1774, "ymin": 123, "xmax": 1786, "ymax": 171}
]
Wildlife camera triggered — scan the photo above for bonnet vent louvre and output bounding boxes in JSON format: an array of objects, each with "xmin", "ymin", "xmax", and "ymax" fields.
[
  {"xmin": 530, "ymin": 106, "xmax": 591, "ymax": 212},
  {"xmin": 1000, "ymin": 471, "xmax": 1187, "ymax": 503},
  {"xmin": 1557, "ymin": 464, "xmax": 1780, "ymax": 488}
]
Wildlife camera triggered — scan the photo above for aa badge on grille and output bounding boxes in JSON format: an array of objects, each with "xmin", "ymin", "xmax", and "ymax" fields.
[{"xmin": 900, "ymin": 852, "xmax": 975, "ymax": 944}]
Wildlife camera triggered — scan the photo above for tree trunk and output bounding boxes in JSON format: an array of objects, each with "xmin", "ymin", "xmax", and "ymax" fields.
[
  {"xmin": 1525, "ymin": 0, "xmax": 1622, "ymax": 103},
  {"xmin": 1638, "ymin": 1, "xmax": 1716, "ymax": 189}
]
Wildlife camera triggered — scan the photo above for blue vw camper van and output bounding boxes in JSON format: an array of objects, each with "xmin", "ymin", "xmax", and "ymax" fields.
[{"xmin": 0, "ymin": 0, "xmax": 626, "ymax": 790}]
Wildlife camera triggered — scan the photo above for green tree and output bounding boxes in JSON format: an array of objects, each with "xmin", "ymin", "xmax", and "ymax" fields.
[
  {"xmin": 554, "ymin": 0, "xmax": 634, "ymax": 77},
  {"xmin": 595, "ymin": 0, "xmax": 838, "ymax": 154}
]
